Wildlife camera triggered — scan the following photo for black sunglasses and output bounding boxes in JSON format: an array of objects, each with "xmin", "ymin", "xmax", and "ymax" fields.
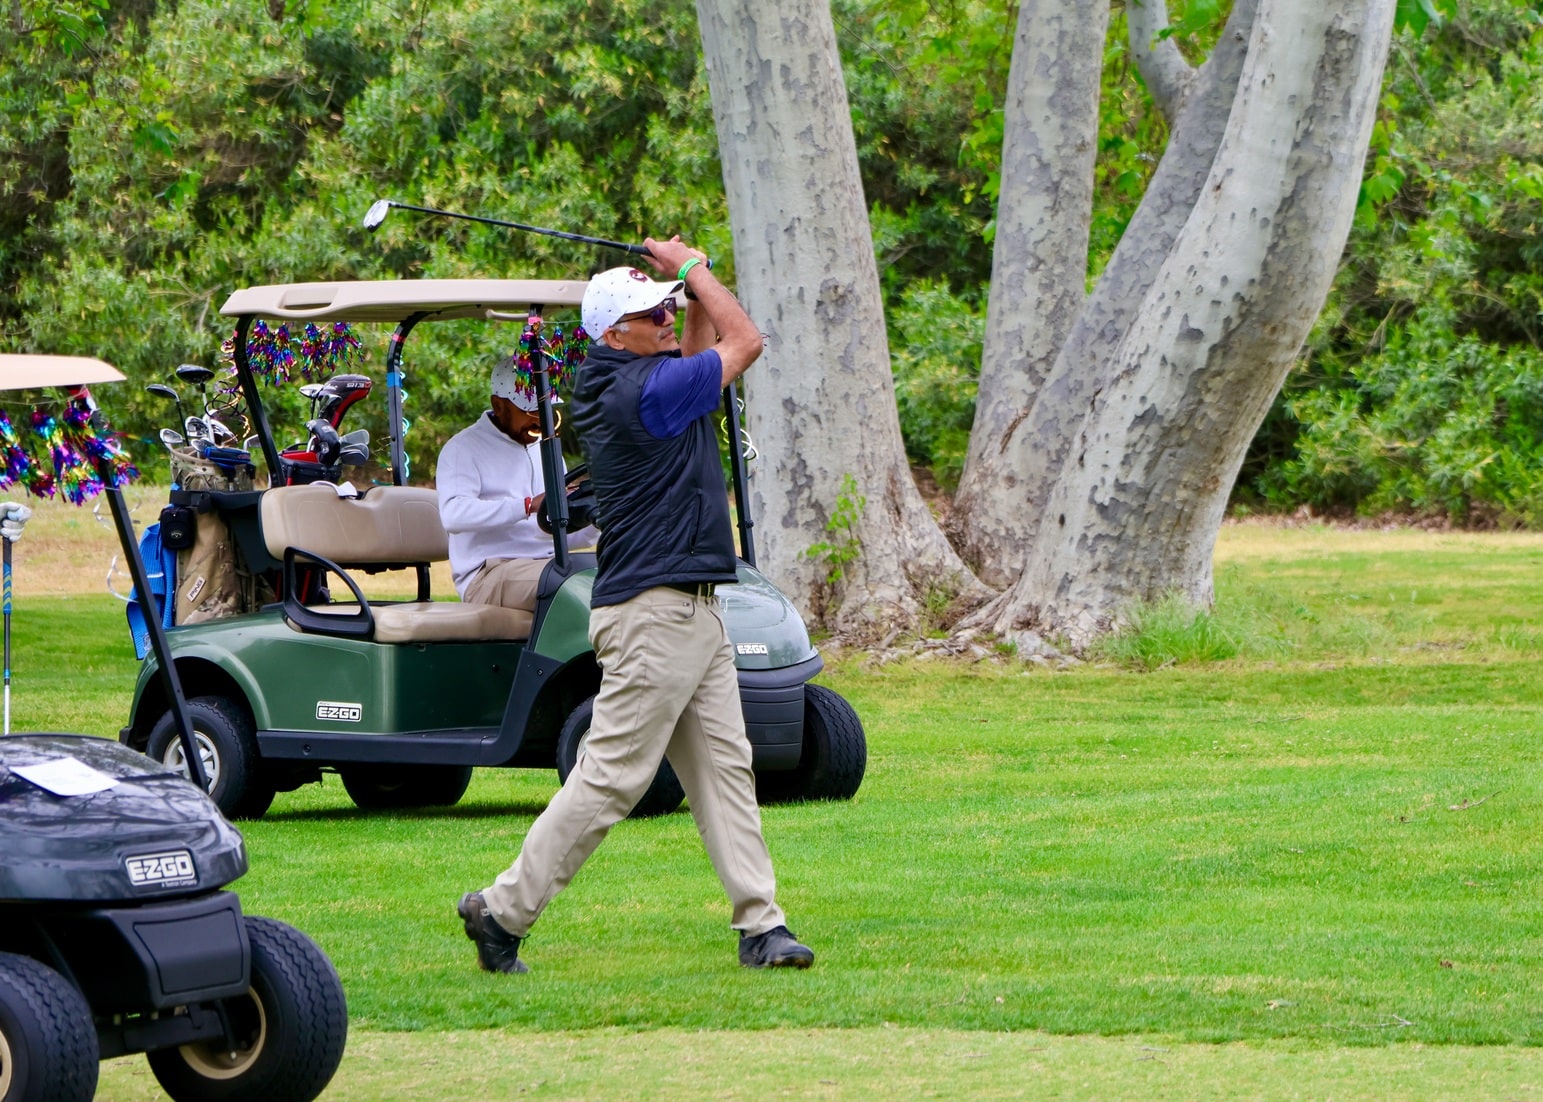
[{"xmin": 622, "ymin": 300, "xmax": 678, "ymax": 327}]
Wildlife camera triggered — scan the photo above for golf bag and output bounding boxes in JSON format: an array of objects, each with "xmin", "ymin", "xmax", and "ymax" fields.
[{"xmin": 164, "ymin": 445, "xmax": 272, "ymax": 626}]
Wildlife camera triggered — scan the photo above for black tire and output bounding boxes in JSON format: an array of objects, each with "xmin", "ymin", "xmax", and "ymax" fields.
[
  {"xmin": 147, "ymin": 916, "xmax": 346, "ymax": 1102},
  {"xmin": 338, "ymin": 764, "xmax": 474, "ymax": 810},
  {"xmin": 0, "ymin": 953, "xmax": 98, "ymax": 1102},
  {"xmin": 556, "ymin": 696, "xmax": 685, "ymax": 818},
  {"xmin": 758, "ymin": 684, "xmax": 866, "ymax": 804},
  {"xmin": 147, "ymin": 695, "xmax": 275, "ymax": 821}
]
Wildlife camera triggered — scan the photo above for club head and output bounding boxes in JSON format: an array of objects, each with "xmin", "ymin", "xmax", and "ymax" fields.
[
  {"xmin": 175, "ymin": 363, "xmax": 215, "ymax": 389},
  {"xmin": 159, "ymin": 428, "xmax": 185, "ymax": 447},
  {"xmin": 145, "ymin": 383, "xmax": 180, "ymax": 402},
  {"xmin": 363, "ymin": 199, "xmax": 394, "ymax": 231},
  {"xmin": 206, "ymin": 418, "xmax": 235, "ymax": 443},
  {"xmin": 316, "ymin": 374, "xmax": 373, "ymax": 427},
  {"xmin": 307, "ymin": 418, "xmax": 342, "ymax": 465},
  {"xmin": 340, "ymin": 428, "xmax": 370, "ymax": 446},
  {"xmin": 339, "ymin": 443, "xmax": 370, "ymax": 466},
  {"xmin": 185, "ymin": 415, "xmax": 210, "ymax": 442}
]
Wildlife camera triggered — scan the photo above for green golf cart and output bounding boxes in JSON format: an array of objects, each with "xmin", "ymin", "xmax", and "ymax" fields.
[{"xmin": 118, "ymin": 279, "xmax": 865, "ymax": 819}]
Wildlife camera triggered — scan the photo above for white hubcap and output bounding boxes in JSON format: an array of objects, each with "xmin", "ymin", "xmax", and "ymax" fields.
[{"xmin": 161, "ymin": 730, "xmax": 222, "ymax": 793}]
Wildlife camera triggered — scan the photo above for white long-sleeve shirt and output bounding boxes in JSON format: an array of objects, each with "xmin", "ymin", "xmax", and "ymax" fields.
[{"xmin": 436, "ymin": 412, "xmax": 593, "ymax": 597}]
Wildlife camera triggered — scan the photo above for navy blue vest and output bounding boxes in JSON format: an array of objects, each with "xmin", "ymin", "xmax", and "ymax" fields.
[{"xmin": 570, "ymin": 343, "xmax": 738, "ymax": 607}]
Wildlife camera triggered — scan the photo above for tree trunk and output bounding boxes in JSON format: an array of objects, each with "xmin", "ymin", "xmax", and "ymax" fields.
[
  {"xmin": 961, "ymin": 0, "xmax": 1259, "ymax": 610},
  {"xmin": 984, "ymin": 0, "xmax": 1396, "ymax": 648},
  {"xmin": 695, "ymin": 0, "xmax": 980, "ymax": 632},
  {"xmin": 949, "ymin": 0, "xmax": 1110, "ymax": 586}
]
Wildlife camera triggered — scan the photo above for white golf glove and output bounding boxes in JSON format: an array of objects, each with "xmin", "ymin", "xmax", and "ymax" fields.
[{"xmin": 0, "ymin": 501, "xmax": 33, "ymax": 543}]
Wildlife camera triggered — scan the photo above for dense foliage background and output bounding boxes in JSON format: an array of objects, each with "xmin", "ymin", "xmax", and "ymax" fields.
[{"xmin": 1, "ymin": 0, "xmax": 1538, "ymax": 524}]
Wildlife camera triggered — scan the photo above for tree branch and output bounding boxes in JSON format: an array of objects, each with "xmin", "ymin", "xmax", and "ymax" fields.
[
  {"xmin": 10, "ymin": 0, "xmax": 35, "ymax": 35},
  {"xmin": 1127, "ymin": 0, "xmax": 1193, "ymax": 119}
]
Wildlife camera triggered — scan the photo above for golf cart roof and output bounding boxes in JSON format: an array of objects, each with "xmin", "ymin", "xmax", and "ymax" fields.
[
  {"xmin": 219, "ymin": 279, "xmax": 588, "ymax": 324},
  {"xmin": 0, "ymin": 355, "xmax": 124, "ymax": 392}
]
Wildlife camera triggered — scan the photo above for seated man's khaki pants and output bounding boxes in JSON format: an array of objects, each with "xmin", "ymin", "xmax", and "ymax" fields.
[{"xmin": 463, "ymin": 557, "xmax": 547, "ymax": 611}]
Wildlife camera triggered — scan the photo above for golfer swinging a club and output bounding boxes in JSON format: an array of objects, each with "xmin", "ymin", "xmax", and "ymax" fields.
[{"xmin": 458, "ymin": 235, "xmax": 814, "ymax": 972}]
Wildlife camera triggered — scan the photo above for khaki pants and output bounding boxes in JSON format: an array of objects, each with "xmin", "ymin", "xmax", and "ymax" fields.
[
  {"xmin": 463, "ymin": 557, "xmax": 548, "ymax": 611},
  {"xmin": 484, "ymin": 586, "xmax": 785, "ymax": 938}
]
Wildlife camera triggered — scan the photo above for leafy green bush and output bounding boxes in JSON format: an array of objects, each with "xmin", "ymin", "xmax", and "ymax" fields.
[
  {"xmin": 1244, "ymin": 0, "xmax": 1543, "ymax": 526},
  {"xmin": 888, "ymin": 281, "xmax": 983, "ymax": 490},
  {"xmin": 1273, "ymin": 326, "xmax": 1543, "ymax": 523}
]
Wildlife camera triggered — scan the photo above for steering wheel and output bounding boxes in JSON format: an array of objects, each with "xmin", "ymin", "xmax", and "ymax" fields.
[{"xmin": 537, "ymin": 464, "xmax": 599, "ymax": 534}]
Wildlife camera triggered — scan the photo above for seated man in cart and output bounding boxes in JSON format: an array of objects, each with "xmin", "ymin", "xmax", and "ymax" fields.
[{"xmin": 436, "ymin": 356, "xmax": 596, "ymax": 612}]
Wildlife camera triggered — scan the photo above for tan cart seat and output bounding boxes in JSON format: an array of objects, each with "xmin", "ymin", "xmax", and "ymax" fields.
[{"xmin": 260, "ymin": 483, "xmax": 532, "ymax": 643}]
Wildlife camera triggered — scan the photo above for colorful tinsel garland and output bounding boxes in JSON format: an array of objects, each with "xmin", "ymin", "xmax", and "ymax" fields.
[
  {"xmin": 508, "ymin": 317, "xmax": 589, "ymax": 402},
  {"xmin": 220, "ymin": 320, "xmax": 365, "ymax": 387},
  {"xmin": 0, "ymin": 397, "xmax": 139, "ymax": 504}
]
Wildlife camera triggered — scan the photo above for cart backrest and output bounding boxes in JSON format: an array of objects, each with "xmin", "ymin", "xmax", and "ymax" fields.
[{"xmin": 260, "ymin": 484, "xmax": 447, "ymax": 565}]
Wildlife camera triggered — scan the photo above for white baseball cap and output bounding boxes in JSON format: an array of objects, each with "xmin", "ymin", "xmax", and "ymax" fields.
[
  {"xmin": 490, "ymin": 357, "xmax": 540, "ymax": 412},
  {"xmin": 581, "ymin": 267, "xmax": 683, "ymax": 336}
]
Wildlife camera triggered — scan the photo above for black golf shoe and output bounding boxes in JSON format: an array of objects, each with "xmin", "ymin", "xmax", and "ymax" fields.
[
  {"xmin": 738, "ymin": 925, "xmax": 814, "ymax": 969},
  {"xmin": 458, "ymin": 891, "xmax": 529, "ymax": 974}
]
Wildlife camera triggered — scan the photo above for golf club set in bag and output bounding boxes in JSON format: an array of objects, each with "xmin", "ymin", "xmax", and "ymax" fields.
[{"xmin": 128, "ymin": 365, "xmax": 374, "ymax": 645}]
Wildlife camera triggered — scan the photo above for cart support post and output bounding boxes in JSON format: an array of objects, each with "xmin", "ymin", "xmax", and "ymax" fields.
[
  {"xmin": 530, "ymin": 306, "xmax": 570, "ymax": 572},
  {"xmin": 230, "ymin": 316, "xmax": 285, "ymax": 483},
  {"xmin": 89, "ymin": 417, "xmax": 209, "ymax": 792},
  {"xmin": 386, "ymin": 314, "xmax": 426, "ymax": 486}
]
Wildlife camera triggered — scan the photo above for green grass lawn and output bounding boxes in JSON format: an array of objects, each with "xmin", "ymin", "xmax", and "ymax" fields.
[{"xmin": 5, "ymin": 519, "xmax": 1542, "ymax": 1097}]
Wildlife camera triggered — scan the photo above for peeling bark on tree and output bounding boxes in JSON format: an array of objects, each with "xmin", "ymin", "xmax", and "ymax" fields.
[
  {"xmin": 961, "ymin": 0, "xmax": 1259, "ymax": 611},
  {"xmin": 983, "ymin": 0, "xmax": 1396, "ymax": 647},
  {"xmin": 696, "ymin": 0, "xmax": 980, "ymax": 632},
  {"xmin": 949, "ymin": 0, "xmax": 1110, "ymax": 585}
]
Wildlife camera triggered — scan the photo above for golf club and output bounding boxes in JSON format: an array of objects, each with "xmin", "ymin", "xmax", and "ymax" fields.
[
  {"xmin": 185, "ymin": 415, "xmax": 211, "ymax": 448},
  {"xmin": 145, "ymin": 382, "xmax": 186, "ymax": 428},
  {"xmin": 307, "ymin": 419, "xmax": 342, "ymax": 466},
  {"xmin": 175, "ymin": 363, "xmax": 215, "ymax": 409},
  {"xmin": 313, "ymin": 374, "xmax": 372, "ymax": 429},
  {"xmin": 362, "ymin": 199, "xmax": 711, "ymax": 269}
]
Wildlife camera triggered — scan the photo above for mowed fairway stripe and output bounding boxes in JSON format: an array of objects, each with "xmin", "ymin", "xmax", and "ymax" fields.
[{"xmin": 95, "ymin": 1027, "xmax": 1543, "ymax": 1100}]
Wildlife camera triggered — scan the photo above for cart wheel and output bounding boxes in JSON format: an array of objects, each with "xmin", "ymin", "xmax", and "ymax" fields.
[
  {"xmin": 339, "ymin": 764, "xmax": 473, "ymax": 810},
  {"xmin": 557, "ymin": 696, "xmax": 685, "ymax": 818},
  {"xmin": 0, "ymin": 952, "xmax": 99, "ymax": 1102},
  {"xmin": 147, "ymin": 916, "xmax": 346, "ymax": 1102},
  {"xmin": 147, "ymin": 695, "xmax": 275, "ymax": 821},
  {"xmin": 757, "ymin": 684, "xmax": 866, "ymax": 804}
]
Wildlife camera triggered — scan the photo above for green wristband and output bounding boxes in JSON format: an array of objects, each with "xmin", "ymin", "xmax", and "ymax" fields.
[{"xmin": 678, "ymin": 257, "xmax": 704, "ymax": 282}]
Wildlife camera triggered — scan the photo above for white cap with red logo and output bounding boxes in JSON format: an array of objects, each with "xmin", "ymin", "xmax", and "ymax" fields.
[{"xmin": 581, "ymin": 267, "xmax": 683, "ymax": 336}]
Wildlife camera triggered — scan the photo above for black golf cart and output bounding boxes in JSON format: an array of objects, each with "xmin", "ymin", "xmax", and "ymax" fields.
[
  {"xmin": 117, "ymin": 279, "xmax": 866, "ymax": 820},
  {"xmin": 0, "ymin": 356, "xmax": 345, "ymax": 1102}
]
